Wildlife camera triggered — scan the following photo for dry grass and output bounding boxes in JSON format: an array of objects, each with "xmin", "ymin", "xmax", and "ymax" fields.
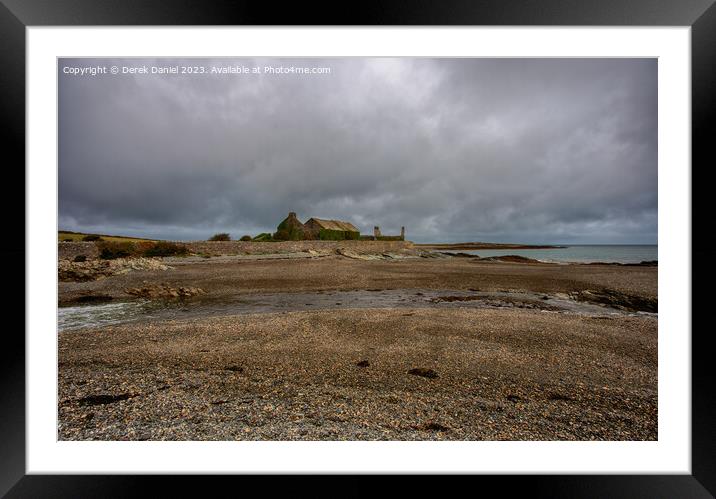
[{"xmin": 59, "ymin": 231, "xmax": 158, "ymax": 243}]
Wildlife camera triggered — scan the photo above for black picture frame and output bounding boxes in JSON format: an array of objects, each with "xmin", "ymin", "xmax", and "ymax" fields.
[{"xmin": 4, "ymin": 0, "xmax": 713, "ymax": 496}]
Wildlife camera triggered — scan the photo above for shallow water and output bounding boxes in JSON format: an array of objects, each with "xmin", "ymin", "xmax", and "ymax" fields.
[
  {"xmin": 58, "ymin": 289, "xmax": 655, "ymax": 332},
  {"xmin": 444, "ymin": 245, "xmax": 657, "ymax": 264}
]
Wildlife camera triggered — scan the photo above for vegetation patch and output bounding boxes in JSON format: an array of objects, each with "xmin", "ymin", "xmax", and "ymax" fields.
[
  {"xmin": 209, "ymin": 233, "xmax": 231, "ymax": 241},
  {"xmin": 98, "ymin": 241, "xmax": 135, "ymax": 260},
  {"xmin": 252, "ymin": 233, "xmax": 275, "ymax": 242},
  {"xmin": 274, "ymin": 212, "xmax": 308, "ymax": 240},
  {"xmin": 318, "ymin": 228, "xmax": 360, "ymax": 240},
  {"xmin": 140, "ymin": 241, "xmax": 188, "ymax": 257},
  {"xmin": 59, "ymin": 230, "xmax": 156, "ymax": 243},
  {"xmin": 97, "ymin": 241, "xmax": 188, "ymax": 259}
]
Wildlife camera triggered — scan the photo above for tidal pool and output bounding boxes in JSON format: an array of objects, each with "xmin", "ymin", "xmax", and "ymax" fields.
[{"xmin": 58, "ymin": 289, "xmax": 654, "ymax": 332}]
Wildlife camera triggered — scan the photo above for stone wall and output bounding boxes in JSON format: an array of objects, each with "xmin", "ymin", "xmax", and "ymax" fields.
[
  {"xmin": 184, "ymin": 240, "xmax": 414, "ymax": 255},
  {"xmin": 59, "ymin": 240, "xmax": 414, "ymax": 259},
  {"xmin": 59, "ymin": 242, "xmax": 100, "ymax": 260}
]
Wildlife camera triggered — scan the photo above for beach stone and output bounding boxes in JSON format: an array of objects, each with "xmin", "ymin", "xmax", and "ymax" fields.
[
  {"xmin": 125, "ymin": 283, "xmax": 205, "ymax": 299},
  {"xmin": 570, "ymin": 289, "xmax": 657, "ymax": 313},
  {"xmin": 421, "ymin": 421, "xmax": 450, "ymax": 432},
  {"xmin": 408, "ymin": 368, "xmax": 438, "ymax": 379},
  {"xmin": 59, "ymin": 257, "xmax": 173, "ymax": 282}
]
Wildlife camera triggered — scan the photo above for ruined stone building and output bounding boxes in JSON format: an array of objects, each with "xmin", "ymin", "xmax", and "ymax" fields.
[
  {"xmin": 304, "ymin": 218, "xmax": 360, "ymax": 240},
  {"xmin": 273, "ymin": 212, "xmax": 404, "ymax": 241},
  {"xmin": 274, "ymin": 212, "xmax": 360, "ymax": 241}
]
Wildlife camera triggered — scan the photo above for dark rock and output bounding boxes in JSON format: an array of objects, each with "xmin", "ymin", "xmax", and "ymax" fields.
[
  {"xmin": 571, "ymin": 289, "xmax": 657, "ymax": 313},
  {"xmin": 421, "ymin": 421, "xmax": 450, "ymax": 432},
  {"xmin": 432, "ymin": 295, "xmax": 482, "ymax": 303},
  {"xmin": 355, "ymin": 360, "xmax": 370, "ymax": 368},
  {"xmin": 547, "ymin": 392, "xmax": 575, "ymax": 402},
  {"xmin": 77, "ymin": 393, "xmax": 136, "ymax": 406},
  {"xmin": 408, "ymin": 368, "xmax": 438, "ymax": 379},
  {"xmin": 225, "ymin": 365, "xmax": 244, "ymax": 372},
  {"xmin": 73, "ymin": 254, "xmax": 87, "ymax": 262},
  {"xmin": 75, "ymin": 294, "xmax": 113, "ymax": 304},
  {"xmin": 125, "ymin": 284, "xmax": 205, "ymax": 299},
  {"xmin": 451, "ymin": 252, "xmax": 480, "ymax": 258},
  {"xmin": 479, "ymin": 255, "xmax": 541, "ymax": 263}
]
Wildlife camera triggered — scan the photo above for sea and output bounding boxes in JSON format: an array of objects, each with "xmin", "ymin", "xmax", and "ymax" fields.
[{"xmin": 443, "ymin": 245, "xmax": 657, "ymax": 264}]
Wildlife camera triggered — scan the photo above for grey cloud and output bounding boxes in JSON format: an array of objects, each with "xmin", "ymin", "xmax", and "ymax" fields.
[{"xmin": 59, "ymin": 57, "xmax": 656, "ymax": 243}]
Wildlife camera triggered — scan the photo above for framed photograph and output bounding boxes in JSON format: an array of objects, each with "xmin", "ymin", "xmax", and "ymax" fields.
[{"xmin": 6, "ymin": 0, "xmax": 713, "ymax": 495}]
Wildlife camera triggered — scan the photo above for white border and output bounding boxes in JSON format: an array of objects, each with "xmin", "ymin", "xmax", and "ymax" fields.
[{"xmin": 27, "ymin": 27, "xmax": 690, "ymax": 474}]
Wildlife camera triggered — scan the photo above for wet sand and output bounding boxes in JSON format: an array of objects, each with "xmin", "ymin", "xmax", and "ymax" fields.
[
  {"xmin": 58, "ymin": 255, "xmax": 657, "ymax": 440},
  {"xmin": 59, "ymin": 255, "xmax": 657, "ymax": 304}
]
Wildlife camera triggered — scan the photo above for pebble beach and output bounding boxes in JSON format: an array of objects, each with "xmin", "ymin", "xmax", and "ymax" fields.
[{"xmin": 58, "ymin": 250, "xmax": 658, "ymax": 441}]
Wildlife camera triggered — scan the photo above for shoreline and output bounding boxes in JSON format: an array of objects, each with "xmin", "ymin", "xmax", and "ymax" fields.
[
  {"xmin": 415, "ymin": 242, "xmax": 566, "ymax": 250},
  {"xmin": 58, "ymin": 287, "xmax": 657, "ymax": 332},
  {"xmin": 58, "ymin": 254, "xmax": 657, "ymax": 306}
]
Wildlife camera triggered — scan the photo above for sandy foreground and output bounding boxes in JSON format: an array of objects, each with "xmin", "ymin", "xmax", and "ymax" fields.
[{"xmin": 58, "ymin": 256, "xmax": 657, "ymax": 441}]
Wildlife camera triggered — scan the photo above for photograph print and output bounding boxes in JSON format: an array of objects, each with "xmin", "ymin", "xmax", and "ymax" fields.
[{"xmin": 58, "ymin": 57, "xmax": 657, "ymax": 441}]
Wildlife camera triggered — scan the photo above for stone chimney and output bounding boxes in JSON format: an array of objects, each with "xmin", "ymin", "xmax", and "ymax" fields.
[
  {"xmin": 401, "ymin": 226, "xmax": 405, "ymax": 239},
  {"xmin": 374, "ymin": 226, "xmax": 381, "ymax": 238}
]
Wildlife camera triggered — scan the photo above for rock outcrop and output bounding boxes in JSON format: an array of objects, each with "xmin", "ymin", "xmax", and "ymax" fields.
[
  {"xmin": 125, "ymin": 283, "xmax": 206, "ymax": 299},
  {"xmin": 58, "ymin": 257, "xmax": 173, "ymax": 282}
]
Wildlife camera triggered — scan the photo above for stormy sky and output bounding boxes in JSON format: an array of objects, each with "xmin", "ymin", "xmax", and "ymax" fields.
[{"xmin": 59, "ymin": 57, "xmax": 657, "ymax": 244}]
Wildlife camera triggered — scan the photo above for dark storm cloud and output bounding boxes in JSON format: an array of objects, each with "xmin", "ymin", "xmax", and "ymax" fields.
[{"xmin": 59, "ymin": 57, "xmax": 657, "ymax": 243}]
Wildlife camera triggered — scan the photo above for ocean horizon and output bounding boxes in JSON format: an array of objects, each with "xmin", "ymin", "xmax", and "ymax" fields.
[{"xmin": 441, "ymin": 244, "xmax": 657, "ymax": 264}]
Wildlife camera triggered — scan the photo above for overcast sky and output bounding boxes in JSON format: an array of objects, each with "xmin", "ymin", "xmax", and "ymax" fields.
[{"xmin": 59, "ymin": 57, "xmax": 657, "ymax": 244}]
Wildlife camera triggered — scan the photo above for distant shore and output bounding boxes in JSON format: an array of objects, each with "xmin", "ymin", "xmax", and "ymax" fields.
[{"xmin": 415, "ymin": 242, "xmax": 565, "ymax": 250}]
